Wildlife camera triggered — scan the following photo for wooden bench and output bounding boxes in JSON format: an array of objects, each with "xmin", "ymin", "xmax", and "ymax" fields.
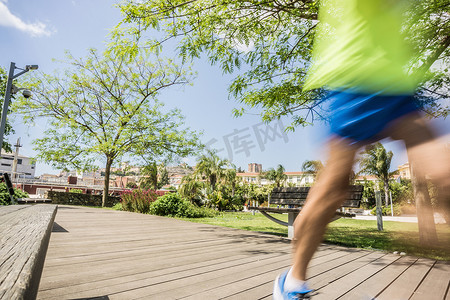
[
  {"xmin": 0, "ymin": 204, "xmax": 57, "ymax": 299},
  {"xmin": 249, "ymin": 185, "xmax": 363, "ymax": 238}
]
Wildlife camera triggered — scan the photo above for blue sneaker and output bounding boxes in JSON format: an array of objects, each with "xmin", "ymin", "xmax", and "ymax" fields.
[{"xmin": 273, "ymin": 270, "xmax": 314, "ymax": 299}]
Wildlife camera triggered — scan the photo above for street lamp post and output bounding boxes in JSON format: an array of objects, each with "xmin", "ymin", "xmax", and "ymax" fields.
[{"xmin": 0, "ymin": 62, "xmax": 38, "ymax": 156}]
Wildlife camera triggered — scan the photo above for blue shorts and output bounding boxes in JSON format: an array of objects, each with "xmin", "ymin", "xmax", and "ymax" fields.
[{"xmin": 328, "ymin": 90, "xmax": 418, "ymax": 143}]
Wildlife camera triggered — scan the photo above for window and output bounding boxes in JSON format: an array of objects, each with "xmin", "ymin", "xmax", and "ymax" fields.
[
  {"xmin": 1, "ymin": 163, "xmax": 11, "ymax": 166},
  {"xmin": 18, "ymin": 159, "xmax": 22, "ymax": 164}
]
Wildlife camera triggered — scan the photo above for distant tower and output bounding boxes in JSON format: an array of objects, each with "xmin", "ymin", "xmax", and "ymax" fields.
[
  {"xmin": 12, "ymin": 137, "xmax": 22, "ymax": 180},
  {"xmin": 248, "ymin": 163, "xmax": 262, "ymax": 173}
]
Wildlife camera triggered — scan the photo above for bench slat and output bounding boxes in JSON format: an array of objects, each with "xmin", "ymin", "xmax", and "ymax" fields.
[
  {"xmin": 271, "ymin": 192, "xmax": 309, "ymax": 200},
  {"xmin": 0, "ymin": 205, "xmax": 57, "ymax": 300}
]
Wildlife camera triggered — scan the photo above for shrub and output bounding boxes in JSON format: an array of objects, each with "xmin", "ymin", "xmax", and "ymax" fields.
[
  {"xmin": 47, "ymin": 191, "xmax": 119, "ymax": 207},
  {"xmin": 151, "ymin": 193, "xmax": 216, "ymax": 218},
  {"xmin": 370, "ymin": 204, "xmax": 402, "ymax": 216},
  {"xmin": 0, "ymin": 183, "xmax": 28, "ymax": 205},
  {"xmin": 69, "ymin": 189, "xmax": 83, "ymax": 193},
  {"xmin": 121, "ymin": 189, "xmax": 158, "ymax": 214},
  {"xmin": 112, "ymin": 202, "xmax": 123, "ymax": 211}
]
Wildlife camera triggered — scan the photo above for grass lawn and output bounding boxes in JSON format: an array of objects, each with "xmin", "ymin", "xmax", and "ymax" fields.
[{"xmin": 181, "ymin": 211, "xmax": 450, "ymax": 260}]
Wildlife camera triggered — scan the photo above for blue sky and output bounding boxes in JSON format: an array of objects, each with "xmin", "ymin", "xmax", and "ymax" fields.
[{"xmin": 1, "ymin": 0, "xmax": 446, "ymax": 176}]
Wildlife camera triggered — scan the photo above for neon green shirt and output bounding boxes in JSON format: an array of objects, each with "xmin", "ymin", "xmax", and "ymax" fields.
[{"xmin": 304, "ymin": 0, "xmax": 419, "ymax": 94}]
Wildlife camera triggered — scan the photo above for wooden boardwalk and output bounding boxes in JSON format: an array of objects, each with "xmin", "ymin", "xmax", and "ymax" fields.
[{"xmin": 37, "ymin": 206, "xmax": 450, "ymax": 300}]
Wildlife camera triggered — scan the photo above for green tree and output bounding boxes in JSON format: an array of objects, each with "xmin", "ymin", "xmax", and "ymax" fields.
[
  {"xmin": 14, "ymin": 48, "xmax": 201, "ymax": 207},
  {"xmin": 358, "ymin": 143, "xmax": 397, "ymax": 206},
  {"xmin": 116, "ymin": 0, "xmax": 449, "ymax": 126},
  {"xmin": 301, "ymin": 159, "xmax": 324, "ymax": 180},
  {"xmin": 263, "ymin": 164, "xmax": 287, "ymax": 188},
  {"xmin": 139, "ymin": 162, "xmax": 169, "ymax": 190},
  {"xmin": 0, "ymin": 66, "xmax": 15, "ymax": 152},
  {"xmin": 222, "ymin": 166, "xmax": 240, "ymax": 197},
  {"xmin": 178, "ymin": 174, "xmax": 205, "ymax": 204},
  {"xmin": 195, "ymin": 150, "xmax": 229, "ymax": 192}
]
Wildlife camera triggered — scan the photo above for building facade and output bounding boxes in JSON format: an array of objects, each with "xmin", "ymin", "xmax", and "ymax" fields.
[
  {"xmin": 0, "ymin": 153, "xmax": 36, "ymax": 178},
  {"xmin": 248, "ymin": 163, "xmax": 262, "ymax": 173}
]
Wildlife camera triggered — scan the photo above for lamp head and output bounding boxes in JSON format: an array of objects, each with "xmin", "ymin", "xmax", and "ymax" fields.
[{"xmin": 25, "ymin": 65, "xmax": 39, "ymax": 70}]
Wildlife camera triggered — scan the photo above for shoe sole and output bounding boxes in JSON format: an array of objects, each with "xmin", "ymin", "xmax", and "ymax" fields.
[{"xmin": 273, "ymin": 274, "xmax": 284, "ymax": 300}]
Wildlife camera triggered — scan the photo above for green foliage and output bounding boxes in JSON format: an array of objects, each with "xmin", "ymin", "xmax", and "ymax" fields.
[
  {"xmin": 112, "ymin": 202, "xmax": 123, "ymax": 211},
  {"xmin": 13, "ymin": 47, "xmax": 201, "ymax": 206},
  {"xmin": 301, "ymin": 160, "xmax": 324, "ymax": 179},
  {"xmin": 208, "ymin": 187, "xmax": 244, "ymax": 211},
  {"xmin": 358, "ymin": 143, "xmax": 397, "ymax": 206},
  {"xmin": 237, "ymin": 183, "xmax": 272, "ymax": 205},
  {"xmin": 121, "ymin": 189, "xmax": 158, "ymax": 214},
  {"xmin": 69, "ymin": 188, "xmax": 83, "ymax": 193},
  {"xmin": 116, "ymin": 1, "xmax": 449, "ymax": 127},
  {"xmin": 178, "ymin": 174, "xmax": 205, "ymax": 204},
  {"xmin": 126, "ymin": 182, "xmax": 138, "ymax": 189},
  {"xmin": 139, "ymin": 162, "xmax": 169, "ymax": 190},
  {"xmin": 195, "ymin": 149, "xmax": 230, "ymax": 192},
  {"xmin": 115, "ymin": 1, "xmax": 323, "ymax": 129},
  {"xmin": 47, "ymin": 191, "xmax": 119, "ymax": 207},
  {"xmin": 360, "ymin": 180, "xmax": 376, "ymax": 209},
  {"xmin": 151, "ymin": 193, "xmax": 216, "ymax": 218},
  {"xmin": 389, "ymin": 179, "xmax": 414, "ymax": 205},
  {"xmin": 0, "ymin": 66, "xmax": 14, "ymax": 152},
  {"xmin": 0, "ymin": 183, "xmax": 28, "ymax": 205},
  {"xmin": 370, "ymin": 205, "xmax": 402, "ymax": 216},
  {"xmin": 263, "ymin": 164, "xmax": 287, "ymax": 187}
]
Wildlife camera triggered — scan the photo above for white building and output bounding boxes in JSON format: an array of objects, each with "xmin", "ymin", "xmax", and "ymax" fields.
[
  {"xmin": 0, "ymin": 152, "xmax": 36, "ymax": 178},
  {"xmin": 237, "ymin": 171, "xmax": 315, "ymax": 186}
]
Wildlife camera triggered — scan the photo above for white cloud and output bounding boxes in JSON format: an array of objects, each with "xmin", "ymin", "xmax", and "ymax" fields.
[{"xmin": 0, "ymin": 2, "xmax": 53, "ymax": 37}]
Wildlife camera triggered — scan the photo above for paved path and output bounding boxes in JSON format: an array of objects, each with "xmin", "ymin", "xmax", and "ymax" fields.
[
  {"xmin": 355, "ymin": 214, "xmax": 447, "ymax": 224},
  {"xmin": 37, "ymin": 206, "xmax": 450, "ymax": 300}
]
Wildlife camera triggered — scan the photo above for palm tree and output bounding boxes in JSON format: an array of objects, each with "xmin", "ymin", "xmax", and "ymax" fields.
[
  {"xmin": 139, "ymin": 162, "xmax": 169, "ymax": 190},
  {"xmin": 222, "ymin": 166, "xmax": 240, "ymax": 197},
  {"xmin": 178, "ymin": 174, "xmax": 205, "ymax": 203},
  {"xmin": 301, "ymin": 160, "xmax": 324, "ymax": 179},
  {"xmin": 264, "ymin": 164, "xmax": 287, "ymax": 187},
  {"xmin": 358, "ymin": 143, "xmax": 397, "ymax": 206},
  {"xmin": 195, "ymin": 149, "xmax": 229, "ymax": 192}
]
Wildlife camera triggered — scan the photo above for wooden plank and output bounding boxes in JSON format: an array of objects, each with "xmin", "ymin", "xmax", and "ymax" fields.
[
  {"xmin": 271, "ymin": 192, "xmax": 309, "ymax": 200},
  {"xmin": 378, "ymin": 258, "xmax": 437, "ymax": 300},
  {"xmin": 272, "ymin": 187, "xmax": 310, "ymax": 193},
  {"xmin": 308, "ymin": 251, "xmax": 386, "ymax": 290},
  {"xmin": 36, "ymin": 206, "xmax": 450, "ymax": 300},
  {"xmin": 0, "ymin": 205, "xmax": 57, "ymax": 300},
  {"xmin": 181, "ymin": 247, "xmax": 354, "ymax": 300},
  {"xmin": 410, "ymin": 261, "xmax": 450, "ymax": 300},
  {"xmin": 312, "ymin": 253, "xmax": 400, "ymax": 299},
  {"xmin": 222, "ymin": 250, "xmax": 372, "ymax": 300},
  {"xmin": 340, "ymin": 256, "xmax": 418, "ymax": 300}
]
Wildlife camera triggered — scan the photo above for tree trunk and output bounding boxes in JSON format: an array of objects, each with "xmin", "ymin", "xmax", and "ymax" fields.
[
  {"xmin": 211, "ymin": 175, "xmax": 216, "ymax": 192},
  {"xmin": 103, "ymin": 156, "xmax": 114, "ymax": 208},
  {"xmin": 384, "ymin": 179, "xmax": 390, "ymax": 207},
  {"xmin": 411, "ymin": 163, "xmax": 438, "ymax": 246}
]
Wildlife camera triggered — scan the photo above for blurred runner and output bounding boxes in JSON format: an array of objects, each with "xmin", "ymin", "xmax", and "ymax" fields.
[{"xmin": 273, "ymin": 0, "xmax": 450, "ymax": 299}]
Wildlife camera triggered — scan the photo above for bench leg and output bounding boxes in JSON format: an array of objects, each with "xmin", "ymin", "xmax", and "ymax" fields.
[{"xmin": 288, "ymin": 212, "xmax": 299, "ymax": 239}]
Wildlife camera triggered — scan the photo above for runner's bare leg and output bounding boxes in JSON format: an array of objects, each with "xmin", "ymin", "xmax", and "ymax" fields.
[{"xmin": 291, "ymin": 137, "xmax": 358, "ymax": 280}]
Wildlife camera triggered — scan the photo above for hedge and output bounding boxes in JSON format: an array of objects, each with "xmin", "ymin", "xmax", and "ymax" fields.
[{"xmin": 47, "ymin": 191, "xmax": 120, "ymax": 207}]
